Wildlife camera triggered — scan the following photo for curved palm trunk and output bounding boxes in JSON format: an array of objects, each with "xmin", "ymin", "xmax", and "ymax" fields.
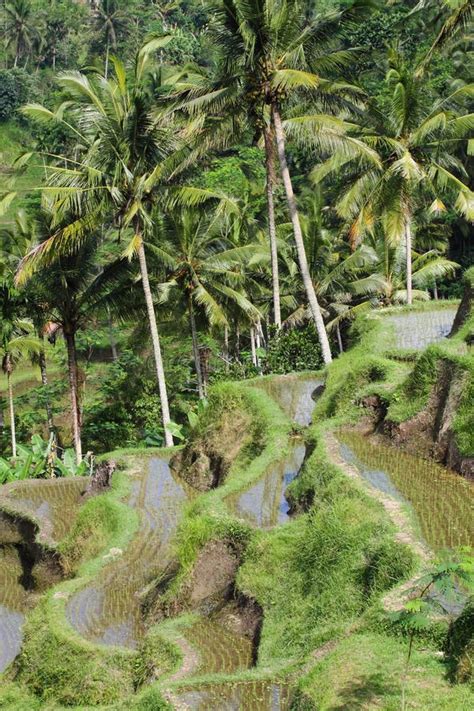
[
  {"xmin": 264, "ymin": 126, "xmax": 281, "ymax": 328},
  {"xmin": 405, "ymin": 214, "xmax": 413, "ymax": 305},
  {"xmin": 6, "ymin": 357, "xmax": 16, "ymax": 458},
  {"xmin": 39, "ymin": 343, "xmax": 55, "ymax": 435},
  {"xmin": 64, "ymin": 330, "xmax": 82, "ymax": 464},
  {"xmin": 137, "ymin": 240, "xmax": 173, "ymax": 447},
  {"xmin": 188, "ymin": 296, "xmax": 205, "ymax": 400},
  {"xmin": 272, "ymin": 105, "xmax": 332, "ymax": 364}
]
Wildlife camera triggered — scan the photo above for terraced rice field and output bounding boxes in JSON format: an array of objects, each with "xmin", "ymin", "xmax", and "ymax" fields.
[
  {"xmin": 173, "ymin": 680, "xmax": 291, "ymax": 710},
  {"xmin": 338, "ymin": 431, "xmax": 474, "ymax": 550},
  {"xmin": 385, "ymin": 307, "xmax": 457, "ymax": 350},
  {"xmin": 66, "ymin": 458, "xmax": 192, "ymax": 647},
  {"xmin": 257, "ymin": 376, "xmax": 322, "ymax": 426},
  {"xmin": 0, "ymin": 477, "xmax": 85, "ymax": 673},
  {"xmin": 0, "ymin": 543, "xmax": 28, "ymax": 673},
  {"xmin": 228, "ymin": 442, "xmax": 306, "ymax": 527},
  {"xmin": 183, "ymin": 618, "xmax": 254, "ymax": 675},
  {"xmin": 0, "ymin": 477, "xmax": 86, "ymax": 545}
]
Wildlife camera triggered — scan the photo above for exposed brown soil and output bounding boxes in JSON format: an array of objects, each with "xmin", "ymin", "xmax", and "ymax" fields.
[
  {"xmin": 382, "ymin": 361, "xmax": 474, "ymax": 479},
  {"xmin": 170, "ymin": 408, "xmax": 256, "ymax": 491},
  {"xmin": 83, "ymin": 459, "xmax": 116, "ymax": 498}
]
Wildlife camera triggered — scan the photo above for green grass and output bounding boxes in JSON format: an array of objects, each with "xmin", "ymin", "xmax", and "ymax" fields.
[{"xmin": 294, "ymin": 631, "xmax": 473, "ymax": 710}]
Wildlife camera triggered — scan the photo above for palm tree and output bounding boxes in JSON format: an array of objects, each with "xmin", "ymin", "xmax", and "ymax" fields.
[
  {"xmin": 0, "ymin": 283, "xmax": 40, "ymax": 457},
  {"xmin": 313, "ymin": 50, "xmax": 474, "ymax": 305},
  {"xmin": 176, "ymin": 0, "xmax": 373, "ymax": 364},
  {"xmin": 20, "ymin": 39, "xmax": 176, "ymax": 446},
  {"xmin": 92, "ymin": 0, "xmax": 126, "ymax": 78},
  {"xmin": 3, "ymin": 0, "xmax": 37, "ymax": 67},
  {"xmin": 19, "ymin": 207, "xmax": 138, "ymax": 463},
  {"xmin": 1, "ymin": 210, "xmax": 56, "ymax": 435},
  {"xmin": 154, "ymin": 207, "xmax": 261, "ymax": 398},
  {"xmin": 420, "ymin": 0, "xmax": 473, "ymax": 69}
]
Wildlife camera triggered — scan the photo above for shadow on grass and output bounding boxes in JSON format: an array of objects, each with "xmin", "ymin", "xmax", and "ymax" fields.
[{"xmin": 331, "ymin": 673, "xmax": 398, "ymax": 710}]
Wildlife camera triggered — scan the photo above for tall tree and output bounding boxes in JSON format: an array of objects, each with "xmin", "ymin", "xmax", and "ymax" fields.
[
  {"xmin": 154, "ymin": 207, "xmax": 261, "ymax": 398},
  {"xmin": 20, "ymin": 39, "xmax": 176, "ymax": 446},
  {"xmin": 175, "ymin": 0, "xmax": 372, "ymax": 363},
  {"xmin": 313, "ymin": 51, "xmax": 474, "ymax": 304},
  {"xmin": 3, "ymin": 0, "xmax": 37, "ymax": 67},
  {"xmin": 92, "ymin": 0, "xmax": 126, "ymax": 78}
]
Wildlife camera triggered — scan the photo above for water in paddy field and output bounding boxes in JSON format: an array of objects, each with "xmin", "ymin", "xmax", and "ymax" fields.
[
  {"xmin": 228, "ymin": 442, "xmax": 306, "ymax": 527},
  {"xmin": 0, "ymin": 477, "xmax": 86, "ymax": 544},
  {"xmin": 257, "ymin": 376, "xmax": 323, "ymax": 426},
  {"xmin": 173, "ymin": 680, "xmax": 291, "ymax": 710},
  {"xmin": 385, "ymin": 307, "xmax": 457, "ymax": 350},
  {"xmin": 338, "ymin": 431, "xmax": 474, "ymax": 551},
  {"xmin": 0, "ymin": 478, "xmax": 85, "ymax": 673},
  {"xmin": 66, "ymin": 457, "xmax": 192, "ymax": 647}
]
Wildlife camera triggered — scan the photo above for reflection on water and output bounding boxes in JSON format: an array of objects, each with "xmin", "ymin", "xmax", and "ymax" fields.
[
  {"xmin": 257, "ymin": 376, "xmax": 322, "ymax": 426},
  {"xmin": 66, "ymin": 457, "xmax": 191, "ymax": 648},
  {"xmin": 0, "ymin": 477, "xmax": 85, "ymax": 544},
  {"xmin": 0, "ymin": 478, "xmax": 85, "ymax": 673},
  {"xmin": 385, "ymin": 308, "xmax": 457, "ymax": 350},
  {"xmin": 338, "ymin": 431, "xmax": 474, "ymax": 550},
  {"xmin": 174, "ymin": 680, "xmax": 291, "ymax": 710},
  {"xmin": 229, "ymin": 443, "xmax": 306, "ymax": 527},
  {"xmin": 0, "ymin": 545, "xmax": 27, "ymax": 673}
]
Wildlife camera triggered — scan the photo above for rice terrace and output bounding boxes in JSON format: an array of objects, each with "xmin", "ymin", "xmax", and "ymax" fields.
[{"xmin": 0, "ymin": 1, "xmax": 473, "ymax": 710}]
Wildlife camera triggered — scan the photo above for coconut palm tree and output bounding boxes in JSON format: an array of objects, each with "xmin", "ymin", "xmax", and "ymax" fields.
[
  {"xmin": 313, "ymin": 50, "xmax": 474, "ymax": 305},
  {"xmin": 420, "ymin": 0, "xmax": 473, "ymax": 69},
  {"xmin": 0, "ymin": 281, "xmax": 40, "ymax": 458},
  {"xmin": 3, "ymin": 0, "xmax": 37, "ymax": 67},
  {"xmin": 172, "ymin": 0, "xmax": 371, "ymax": 363},
  {"xmin": 20, "ymin": 39, "xmax": 177, "ymax": 446},
  {"xmin": 92, "ymin": 0, "xmax": 126, "ymax": 78},
  {"xmin": 153, "ymin": 207, "xmax": 261, "ymax": 398}
]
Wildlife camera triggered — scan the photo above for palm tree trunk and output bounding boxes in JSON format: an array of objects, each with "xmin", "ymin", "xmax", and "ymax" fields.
[
  {"xmin": 137, "ymin": 239, "xmax": 173, "ymax": 447},
  {"xmin": 250, "ymin": 326, "xmax": 257, "ymax": 367},
  {"xmin": 336, "ymin": 323, "xmax": 344, "ymax": 354},
  {"xmin": 105, "ymin": 40, "xmax": 110, "ymax": 79},
  {"xmin": 64, "ymin": 330, "xmax": 82, "ymax": 464},
  {"xmin": 223, "ymin": 324, "xmax": 230, "ymax": 373},
  {"xmin": 264, "ymin": 126, "xmax": 282, "ymax": 328},
  {"xmin": 107, "ymin": 307, "xmax": 118, "ymax": 361},
  {"xmin": 405, "ymin": 210, "xmax": 413, "ymax": 305},
  {"xmin": 39, "ymin": 343, "xmax": 55, "ymax": 435},
  {"xmin": 6, "ymin": 359, "xmax": 16, "ymax": 458},
  {"xmin": 272, "ymin": 104, "xmax": 332, "ymax": 364},
  {"xmin": 188, "ymin": 296, "xmax": 205, "ymax": 400}
]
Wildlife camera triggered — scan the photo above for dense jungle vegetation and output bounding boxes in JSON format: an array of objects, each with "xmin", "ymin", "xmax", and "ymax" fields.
[{"xmin": 0, "ymin": 0, "xmax": 472, "ymax": 465}]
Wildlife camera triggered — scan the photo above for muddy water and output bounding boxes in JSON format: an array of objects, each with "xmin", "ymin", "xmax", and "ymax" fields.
[
  {"xmin": 66, "ymin": 458, "xmax": 192, "ymax": 647},
  {"xmin": 338, "ymin": 431, "xmax": 474, "ymax": 550},
  {"xmin": 0, "ymin": 477, "xmax": 85, "ymax": 673},
  {"xmin": 385, "ymin": 307, "xmax": 457, "ymax": 350},
  {"xmin": 184, "ymin": 618, "xmax": 253, "ymax": 675},
  {"xmin": 174, "ymin": 680, "xmax": 291, "ymax": 710}
]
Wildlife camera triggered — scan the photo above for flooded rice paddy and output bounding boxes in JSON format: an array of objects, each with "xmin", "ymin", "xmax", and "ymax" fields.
[
  {"xmin": 0, "ymin": 477, "xmax": 85, "ymax": 673},
  {"xmin": 228, "ymin": 443, "xmax": 306, "ymax": 527},
  {"xmin": 66, "ymin": 457, "xmax": 192, "ymax": 647},
  {"xmin": 338, "ymin": 431, "xmax": 474, "ymax": 550},
  {"xmin": 257, "ymin": 375, "xmax": 322, "ymax": 426},
  {"xmin": 385, "ymin": 307, "xmax": 457, "ymax": 350},
  {"xmin": 173, "ymin": 680, "xmax": 291, "ymax": 710}
]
